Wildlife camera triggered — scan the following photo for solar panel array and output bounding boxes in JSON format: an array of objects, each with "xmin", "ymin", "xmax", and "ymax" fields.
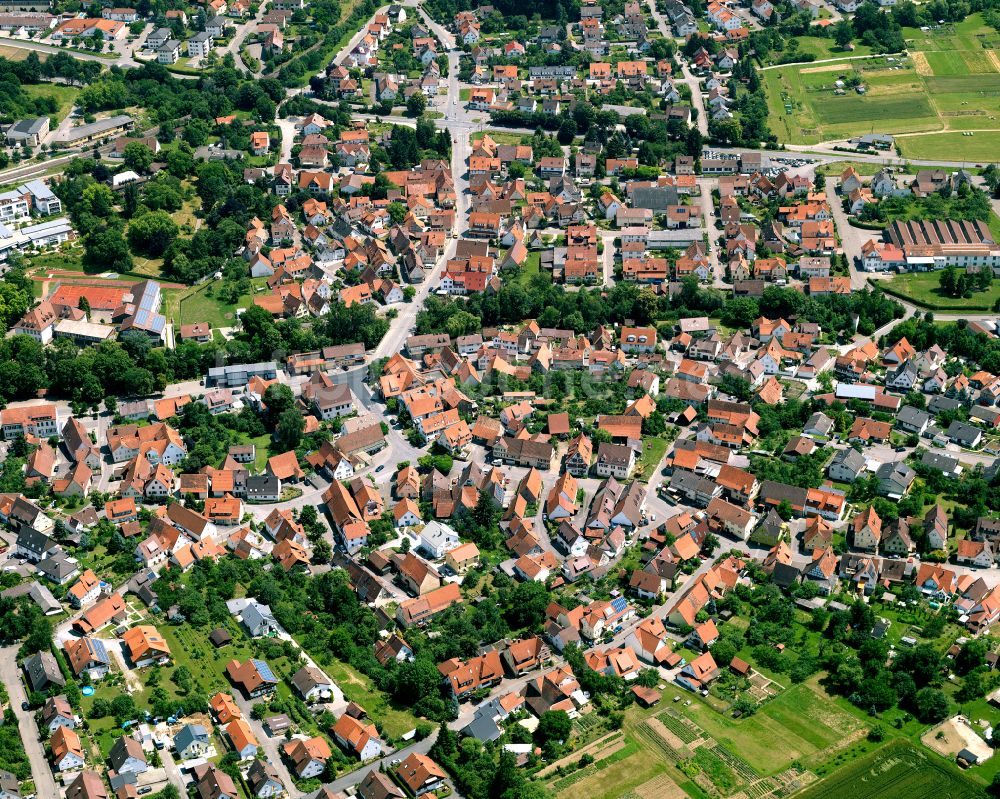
[
  {"xmin": 91, "ymin": 637, "xmax": 109, "ymax": 661},
  {"xmin": 132, "ymin": 282, "xmax": 166, "ymax": 334},
  {"xmin": 252, "ymin": 659, "xmax": 278, "ymax": 682}
]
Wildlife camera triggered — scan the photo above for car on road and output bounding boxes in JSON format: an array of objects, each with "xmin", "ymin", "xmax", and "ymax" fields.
[
  {"xmin": 375, "ymin": 464, "xmax": 385, "ymax": 473},
  {"xmin": 20, "ymin": 701, "xmax": 29, "ymax": 711}
]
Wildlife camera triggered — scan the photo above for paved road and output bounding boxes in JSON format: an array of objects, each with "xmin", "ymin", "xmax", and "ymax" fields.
[
  {"xmin": 679, "ymin": 62, "xmax": 709, "ymax": 138},
  {"xmin": 699, "ymin": 177, "xmax": 723, "ymax": 285},
  {"xmin": 331, "ymin": 5, "xmax": 389, "ymax": 68},
  {"xmin": 758, "ymin": 52, "xmax": 895, "ymax": 72},
  {"xmin": 233, "ymin": 692, "xmax": 303, "ymax": 798},
  {"xmin": 0, "ymin": 36, "xmax": 138, "ymax": 66},
  {"xmin": 221, "ymin": 7, "xmax": 265, "ymax": 74},
  {"xmin": 600, "ymin": 230, "xmax": 617, "ymax": 285},
  {"xmin": 0, "ymin": 153, "xmax": 78, "ymax": 184},
  {"xmin": 0, "ymin": 645, "xmax": 60, "ymax": 799},
  {"xmin": 158, "ymin": 743, "xmax": 189, "ymax": 797},
  {"xmin": 277, "ymin": 116, "xmax": 298, "ymax": 164},
  {"xmin": 322, "ymin": 729, "xmax": 438, "ymax": 794},
  {"xmin": 826, "ymin": 176, "xmax": 877, "ymax": 289},
  {"xmin": 412, "ymin": 0, "xmax": 455, "ymax": 49},
  {"xmin": 372, "ymin": 48, "xmax": 469, "ymax": 361},
  {"xmin": 642, "ymin": 0, "xmax": 709, "ymax": 137},
  {"xmin": 725, "ymin": 143, "xmax": 994, "ymax": 170}
]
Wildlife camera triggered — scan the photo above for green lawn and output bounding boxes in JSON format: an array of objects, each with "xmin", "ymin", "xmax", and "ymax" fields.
[
  {"xmin": 23, "ymin": 83, "xmax": 79, "ymax": 121},
  {"xmin": 635, "ymin": 437, "xmax": 668, "ymax": 482},
  {"xmin": 470, "ymin": 130, "xmax": 526, "ymax": 146},
  {"xmin": 778, "ymin": 36, "xmax": 875, "ymax": 62},
  {"xmin": 176, "ymin": 283, "xmax": 251, "ymax": 328},
  {"xmin": 159, "ymin": 622, "xmax": 256, "ymax": 699},
  {"xmin": 897, "ymin": 130, "xmax": 1000, "ymax": 162},
  {"xmin": 26, "ymin": 251, "xmax": 88, "ymax": 273},
  {"xmin": 79, "ymin": 681, "xmax": 131, "ymax": 758},
  {"xmin": 763, "ymin": 59, "xmax": 940, "ymax": 145},
  {"xmin": 242, "ymin": 433, "xmax": 272, "ymax": 473},
  {"xmin": 816, "ymin": 161, "xmax": 894, "ymax": 177},
  {"xmin": 880, "ymin": 270, "xmax": 1000, "ymax": 311},
  {"xmin": 312, "ymin": 656, "xmax": 423, "ymax": 743},
  {"xmin": 514, "ymin": 251, "xmax": 548, "ymax": 287}
]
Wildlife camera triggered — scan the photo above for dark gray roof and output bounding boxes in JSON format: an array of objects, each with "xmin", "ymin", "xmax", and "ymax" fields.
[
  {"xmin": 22, "ymin": 650, "xmax": 65, "ymax": 692},
  {"xmin": 37, "ymin": 550, "xmax": 78, "ymax": 581},
  {"xmin": 831, "ymin": 447, "xmax": 865, "ymax": 472},
  {"xmin": 875, "ymin": 461, "xmax": 915, "ymax": 486},
  {"xmin": 632, "ymin": 185, "xmax": 679, "ymax": 212},
  {"xmin": 759, "ymin": 480, "xmax": 808, "ymax": 506},
  {"xmin": 771, "ymin": 562, "xmax": 801, "ymax": 589},
  {"xmin": 247, "ymin": 474, "xmax": 280, "ymax": 496},
  {"xmin": 16, "ymin": 524, "xmax": 52, "ymax": 556},
  {"xmin": 946, "ymin": 420, "xmax": 981, "ymax": 444},
  {"xmin": 928, "ymin": 395, "xmax": 962, "ymax": 414},
  {"xmin": 462, "ymin": 709, "xmax": 502, "ymax": 742},
  {"xmin": 897, "ymin": 405, "xmax": 931, "ymax": 428},
  {"xmin": 920, "ymin": 451, "xmax": 960, "ymax": 473},
  {"xmin": 8, "ymin": 118, "xmax": 47, "ymax": 136}
]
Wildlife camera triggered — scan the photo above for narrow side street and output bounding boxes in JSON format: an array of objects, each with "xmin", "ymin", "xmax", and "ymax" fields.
[
  {"xmin": 232, "ymin": 692, "xmax": 303, "ymax": 798},
  {"xmin": 0, "ymin": 645, "xmax": 60, "ymax": 799}
]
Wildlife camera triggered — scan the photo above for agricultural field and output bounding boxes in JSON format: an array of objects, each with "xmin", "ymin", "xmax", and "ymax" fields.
[
  {"xmin": 551, "ymin": 677, "xmax": 875, "ymax": 799},
  {"xmin": 763, "ymin": 14, "xmax": 1000, "ymax": 149},
  {"xmin": 560, "ymin": 592, "xmax": 986, "ymax": 799},
  {"xmin": 794, "ymin": 740, "xmax": 982, "ymax": 799},
  {"xmin": 671, "ymin": 678, "xmax": 865, "ymax": 774}
]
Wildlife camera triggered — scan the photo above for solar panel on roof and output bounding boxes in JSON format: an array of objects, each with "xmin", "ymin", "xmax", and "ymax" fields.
[
  {"xmin": 91, "ymin": 638, "xmax": 109, "ymax": 660},
  {"xmin": 252, "ymin": 659, "xmax": 278, "ymax": 682},
  {"xmin": 611, "ymin": 597, "xmax": 628, "ymax": 613}
]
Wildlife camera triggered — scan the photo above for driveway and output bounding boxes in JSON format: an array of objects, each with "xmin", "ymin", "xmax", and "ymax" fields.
[{"xmin": 600, "ymin": 230, "xmax": 617, "ymax": 285}]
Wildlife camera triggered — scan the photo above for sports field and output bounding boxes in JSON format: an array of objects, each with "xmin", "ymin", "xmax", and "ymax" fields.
[
  {"xmin": 764, "ymin": 15, "xmax": 1000, "ymax": 149},
  {"xmin": 795, "ymin": 740, "xmax": 982, "ymax": 799}
]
